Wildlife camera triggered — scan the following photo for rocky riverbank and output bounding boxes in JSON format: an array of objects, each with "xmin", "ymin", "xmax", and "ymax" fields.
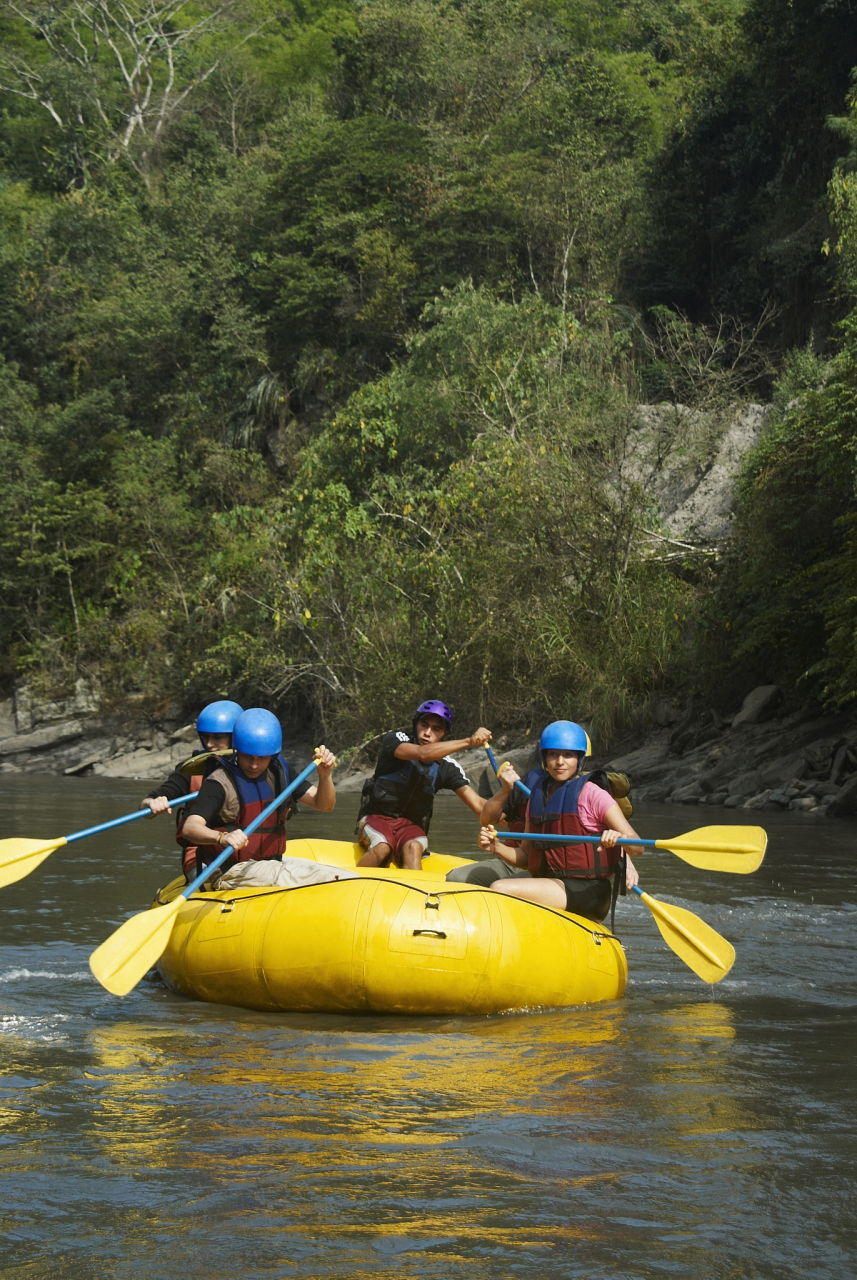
[{"xmin": 2, "ymin": 679, "xmax": 856, "ymax": 821}]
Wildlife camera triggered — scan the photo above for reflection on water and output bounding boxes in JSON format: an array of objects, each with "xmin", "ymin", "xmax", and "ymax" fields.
[{"xmin": 0, "ymin": 776, "xmax": 856, "ymax": 1277}]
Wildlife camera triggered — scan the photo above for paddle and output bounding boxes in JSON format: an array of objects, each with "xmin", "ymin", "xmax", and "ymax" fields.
[
  {"xmin": 631, "ymin": 884, "xmax": 735, "ymax": 983},
  {"xmin": 483, "ymin": 747, "xmax": 765, "ymax": 874},
  {"xmin": 89, "ymin": 755, "xmax": 321, "ymax": 997},
  {"xmin": 485, "ymin": 744, "xmax": 532, "ymax": 796},
  {"xmin": 0, "ymin": 791, "xmax": 200, "ymax": 891},
  {"xmin": 487, "ymin": 826, "xmax": 766, "ymax": 875}
]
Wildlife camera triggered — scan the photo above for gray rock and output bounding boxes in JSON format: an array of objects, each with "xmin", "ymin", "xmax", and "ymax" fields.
[
  {"xmin": 790, "ymin": 797, "xmax": 817, "ymax": 812},
  {"xmin": 728, "ymin": 769, "xmax": 762, "ymax": 797},
  {"xmin": 813, "ymin": 780, "xmax": 842, "ymax": 798},
  {"xmin": 470, "ymin": 763, "xmax": 500, "ymax": 800},
  {"xmin": 759, "ymin": 753, "xmax": 807, "ymax": 788},
  {"xmin": 92, "ymin": 745, "xmax": 181, "ymax": 780},
  {"xmin": 0, "ymin": 698, "xmax": 15, "ymax": 740},
  {"xmin": 743, "ymin": 789, "xmax": 772, "ymax": 810},
  {"xmin": 671, "ymin": 778, "xmax": 711, "ymax": 803},
  {"xmin": 64, "ymin": 753, "xmax": 105, "ymax": 776},
  {"xmin": 732, "ymin": 686, "xmax": 783, "ymax": 728},
  {"xmin": 651, "ymin": 696, "xmax": 682, "ymax": 727},
  {"xmin": 170, "ymin": 723, "xmax": 198, "ymax": 744},
  {"xmin": 14, "ymin": 678, "xmax": 98, "ymax": 733},
  {"xmin": 826, "ymin": 774, "xmax": 857, "ymax": 817},
  {"xmin": 621, "ymin": 403, "xmax": 769, "ymax": 543},
  {"xmin": 0, "ymin": 720, "xmax": 83, "ymax": 756},
  {"xmin": 0, "ymin": 761, "xmax": 21, "ymax": 773},
  {"xmin": 335, "ymin": 768, "xmax": 373, "ymax": 796},
  {"xmin": 605, "ymin": 742, "xmax": 670, "ymax": 778},
  {"xmin": 767, "ymin": 790, "xmax": 792, "ymax": 808}
]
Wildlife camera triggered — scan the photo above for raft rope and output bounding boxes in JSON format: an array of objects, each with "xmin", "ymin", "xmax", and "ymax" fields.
[{"xmin": 183, "ymin": 876, "xmax": 622, "ymax": 945}]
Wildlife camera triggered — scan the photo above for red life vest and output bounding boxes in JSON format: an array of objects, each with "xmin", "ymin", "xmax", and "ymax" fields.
[
  {"xmin": 177, "ymin": 756, "xmax": 291, "ymax": 870},
  {"xmin": 526, "ymin": 774, "xmax": 621, "ymax": 880}
]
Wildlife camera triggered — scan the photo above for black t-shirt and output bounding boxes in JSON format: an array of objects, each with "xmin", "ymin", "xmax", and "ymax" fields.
[
  {"xmin": 186, "ymin": 762, "xmax": 312, "ymax": 828},
  {"xmin": 374, "ymin": 730, "xmax": 471, "ymax": 795}
]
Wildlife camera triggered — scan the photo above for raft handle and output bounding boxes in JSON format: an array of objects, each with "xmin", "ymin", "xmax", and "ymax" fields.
[
  {"xmin": 413, "ymin": 928, "xmax": 447, "ymax": 939},
  {"xmin": 424, "ymin": 895, "xmax": 441, "ymax": 910},
  {"xmin": 220, "ymin": 901, "xmax": 236, "ymax": 915}
]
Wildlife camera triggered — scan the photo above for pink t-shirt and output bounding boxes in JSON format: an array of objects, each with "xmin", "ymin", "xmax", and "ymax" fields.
[{"xmin": 525, "ymin": 780, "xmax": 615, "ymax": 834}]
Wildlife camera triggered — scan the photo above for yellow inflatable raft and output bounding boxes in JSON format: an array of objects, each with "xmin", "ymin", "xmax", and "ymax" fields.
[{"xmin": 155, "ymin": 839, "xmax": 627, "ymax": 1016}]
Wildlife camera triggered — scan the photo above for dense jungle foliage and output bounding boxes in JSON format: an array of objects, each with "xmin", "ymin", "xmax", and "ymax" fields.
[{"xmin": 1, "ymin": 0, "xmax": 857, "ymax": 745}]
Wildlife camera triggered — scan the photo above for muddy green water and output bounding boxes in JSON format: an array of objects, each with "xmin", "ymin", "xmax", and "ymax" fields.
[{"xmin": 0, "ymin": 774, "xmax": 855, "ymax": 1278}]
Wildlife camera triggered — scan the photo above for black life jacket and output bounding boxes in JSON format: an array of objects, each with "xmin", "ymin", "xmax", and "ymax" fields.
[
  {"xmin": 527, "ymin": 773, "xmax": 622, "ymax": 880},
  {"xmin": 358, "ymin": 733, "xmax": 441, "ymax": 834}
]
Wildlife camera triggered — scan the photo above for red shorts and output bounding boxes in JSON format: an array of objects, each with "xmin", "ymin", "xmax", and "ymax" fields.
[{"xmin": 361, "ymin": 815, "xmax": 428, "ymax": 857}]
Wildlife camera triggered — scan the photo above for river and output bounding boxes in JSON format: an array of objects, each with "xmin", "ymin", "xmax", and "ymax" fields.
[{"xmin": 0, "ymin": 773, "xmax": 854, "ymax": 1278}]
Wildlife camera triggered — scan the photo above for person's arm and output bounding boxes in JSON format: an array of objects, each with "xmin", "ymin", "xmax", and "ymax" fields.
[
  {"xmin": 140, "ymin": 764, "xmax": 190, "ymax": 815},
  {"xmin": 479, "ymin": 825, "xmax": 529, "ymax": 868},
  {"xmin": 479, "ymin": 763, "xmax": 520, "ymax": 827},
  {"xmin": 597, "ymin": 802, "xmax": 641, "ymax": 889},
  {"xmin": 181, "ymin": 782, "xmax": 249, "ymax": 854},
  {"xmin": 394, "ymin": 726, "xmax": 492, "ymax": 765},
  {"xmin": 454, "ymin": 783, "xmax": 484, "ymax": 817},
  {"xmin": 295, "ymin": 746, "xmax": 336, "ymax": 812}
]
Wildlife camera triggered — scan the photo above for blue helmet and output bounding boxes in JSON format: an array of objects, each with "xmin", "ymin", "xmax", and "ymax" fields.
[
  {"xmin": 413, "ymin": 700, "xmax": 453, "ymax": 735},
  {"xmin": 539, "ymin": 720, "xmax": 588, "ymax": 768},
  {"xmin": 196, "ymin": 700, "xmax": 243, "ymax": 747},
  {"xmin": 233, "ymin": 708, "xmax": 282, "ymax": 757}
]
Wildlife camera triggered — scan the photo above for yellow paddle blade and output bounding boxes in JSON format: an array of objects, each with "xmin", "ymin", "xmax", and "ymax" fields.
[
  {"xmin": 638, "ymin": 890, "xmax": 735, "ymax": 984},
  {"xmin": 180, "ymin": 749, "xmax": 234, "ymax": 776},
  {"xmin": 655, "ymin": 825, "xmax": 767, "ymax": 874},
  {"xmin": 0, "ymin": 837, "xmax": 67, "ymax": 889},
  {"xmin": 89, "ymin": 896, "xmax": 184, "ymax": 996}
]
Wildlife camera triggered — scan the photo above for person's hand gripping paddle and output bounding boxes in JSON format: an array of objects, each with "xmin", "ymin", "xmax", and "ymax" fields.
[
  {"xmin": 90, "ymin": 754, "xmax": 324, "ymax": 996},
  {"xmin": 0, "ymin": 793, "xmax": 200, "ymax": 890},
  {"xmin": 484, "ymin": 746, "xmax": 766, "ymax": 875}
]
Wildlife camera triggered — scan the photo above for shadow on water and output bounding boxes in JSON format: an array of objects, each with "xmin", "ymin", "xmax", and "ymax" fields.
[{"xmin": 0, "ymin": 775, "xmax": 855, "ymax": 1277}]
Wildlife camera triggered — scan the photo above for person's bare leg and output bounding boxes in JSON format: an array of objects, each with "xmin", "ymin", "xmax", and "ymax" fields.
[
  {"xmin": 492, "ymin": 878, "xmax": 568, "ymax": 909},
  {"xmin": 357, "ymin": 842, "xmax": 393, "ymax": 867},
  {"xmin": 399, "ymin": 838, "xmax": 424, "ymax": 871}
]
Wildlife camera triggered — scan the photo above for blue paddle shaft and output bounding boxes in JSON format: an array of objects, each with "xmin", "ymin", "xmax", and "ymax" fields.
[
  {"xmin": 631, "ymin": 884, "xmax": 643, "ymax": 897},
  {"xmin": 492, "ymin": 830, "xmax": 654, "ymax": 848},
  {"xmin": 484, "ymin": 745, "xmax": 532, "ymax": 797},
  {"xmin": 180, "ymin": 758, "xmax": 318, "ymax": 899},
  {"xmin": 65, "ymin": 792, "xmax": 199, "ymax": 845}
]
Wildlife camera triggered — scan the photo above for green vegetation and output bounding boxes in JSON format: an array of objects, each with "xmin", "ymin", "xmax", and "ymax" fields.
[{"xmin": 1, "ymin": 0, "xmax": 856, "ymax": 743}]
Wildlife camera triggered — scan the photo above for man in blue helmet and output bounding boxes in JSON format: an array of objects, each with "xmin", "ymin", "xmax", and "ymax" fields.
[
  {"xmin": 479, "ymin": 720, "xmax": 642, "ymax": 922},
  {"xmin": 179, "ymin": 708, "xmax": 336, "ymax": 878},
  {"xmin": 139, "ymin": 699, "xmax": 244, "ymax": 817},
  {"xmin": 356, "ymin": 700, "xmax": 491, "ymax": 870}
]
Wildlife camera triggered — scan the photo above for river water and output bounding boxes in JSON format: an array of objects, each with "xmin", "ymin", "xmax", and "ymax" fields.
[{"xmin": 0, "ymin": 774, "xmax": 854, "ymax": 1278}]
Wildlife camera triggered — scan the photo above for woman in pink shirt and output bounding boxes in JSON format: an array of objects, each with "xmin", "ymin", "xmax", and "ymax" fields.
[{"xmin": 479, "ymin": 720, "xmax": 641, "ymax": 922}]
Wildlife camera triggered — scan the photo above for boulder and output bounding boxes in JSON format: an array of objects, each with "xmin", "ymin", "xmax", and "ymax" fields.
[
  {"xmin": 604, "ymin": 742, "xmax": 670, "ymax": 779},
  {"xmin": 758, "ymin": 753, "xmax": 807, "ymax": 788},
  {"xmin": 728, "ymin": 769, "xmax": 762, "ymax": 797},
  {"xmin": 732, "ymin": 686, "xmax": 782, "ymax": 728},
  {"xmin": 335, "ymin": 767, "xmax": 373, "ymax": 796},
  {"xmin": 93, "ymin": 746, "xmax": 180, "ymax": 780},
  {"xmin": 14, "ymin": 678, "xmax": 98, "ymax": 733},
  {"xmin": 671, "ymin": 783, "xmax": 705, "ymax": 804},
  {"xmin": 826, "ymin": 774, "xmax": 857, "ymax": 817},
  {"xmin": 0, "ymin": 698, "xmax": 15, "ymax": 740},
  {"xmin": 742, "ymin": 789, "xmax": 772, "ymax": 810},
  {"xmin": 767, "ymin": 790, "xmax": 792, "ymax": 809},
  {"xmin": 0, "ymin": 720, "xmax": 84, "ymax": 756},
  {"xmin": 651, "ymin": 696, "xmax": 682, "ymax": 727},
  {"xmin": 170, "ymin": 723, "xmax": 198, "ymax": 744},
  {"xmin": 790, "ymin": 797, "xmax": 817, "ymax": 812},
  {"xmin": 724, "ymin": 794, "xmax": 747, "ymax": 808}
]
